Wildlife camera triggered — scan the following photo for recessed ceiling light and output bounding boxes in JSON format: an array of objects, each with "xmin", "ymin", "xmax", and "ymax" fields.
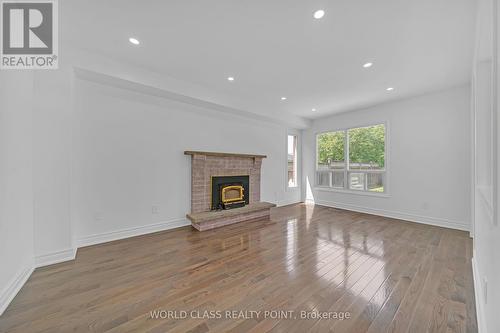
[
  {"xmin": 386, "ymin": 87, "xmax": 394, "ymax": 91},
  {"xmin": 281, "ymin": 97, "xmax": 287, "ymax": 101},
  {"xmin": 312, "ymin": 108, "xmax": 316, "ymax": 111},
  {"xmin": 227, "ymin": 77, "xmax": 235, "ymax": 81},
  {"xmin": 129, "ymin": 37, "xmax": 140, "ymax": 45},
  {"xmin": 363, "ymin": 62, "xmax": 373, "ymax": 68},
  {"xmin": 313, "ymin": 10, "xmax": 325, "ymax": 19}
]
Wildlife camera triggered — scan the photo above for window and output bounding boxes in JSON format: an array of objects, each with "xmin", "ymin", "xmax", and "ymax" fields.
[
  {"xmin": 287, "ymin": 134, "xmax": 298, "ymax": 188},
  {"xmin": 316, "ymin": 124, "xmax": 386, "ymax": 193}
]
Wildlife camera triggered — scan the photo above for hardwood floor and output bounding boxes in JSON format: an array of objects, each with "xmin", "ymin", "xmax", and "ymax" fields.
[{"xmin": 0, "ymin": 204, "xmax": 477, "ymax": 333}]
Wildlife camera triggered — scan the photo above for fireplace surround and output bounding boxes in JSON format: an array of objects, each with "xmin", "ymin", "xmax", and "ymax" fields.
[
  {"xmin": 185, "ymin": 151, "xmax": 276, "ymax": 231},
  {"xmin": 185, "ymin": 151, "xmax": 265, "ymax": 213}
]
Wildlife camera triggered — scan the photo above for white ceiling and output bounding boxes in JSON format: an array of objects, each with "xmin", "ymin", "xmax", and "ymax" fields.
[{"xmin": 62, "ymin": 0, "xmax": 477, "ymax": 122}]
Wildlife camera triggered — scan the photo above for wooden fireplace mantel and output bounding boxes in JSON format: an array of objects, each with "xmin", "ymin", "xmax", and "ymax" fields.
[{"xmin": 184, "ymin": 150, "xmax": 267, "ymax": 159}]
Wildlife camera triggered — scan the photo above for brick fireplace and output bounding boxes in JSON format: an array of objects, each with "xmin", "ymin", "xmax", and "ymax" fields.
[{"xmin": 185, "ymin": 151, "xmax": 275, "ymax": 231}]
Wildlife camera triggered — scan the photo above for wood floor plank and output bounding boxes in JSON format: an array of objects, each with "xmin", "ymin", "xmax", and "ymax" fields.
[{"xmin": 0, "ymin": 204, "xmax": 477, "ymax": 333}]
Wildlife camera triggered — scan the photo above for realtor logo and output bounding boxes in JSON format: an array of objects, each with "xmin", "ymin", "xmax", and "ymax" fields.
[{"xmin": 1, "ymin": 0, "xmax": 58, "ymax": 69}]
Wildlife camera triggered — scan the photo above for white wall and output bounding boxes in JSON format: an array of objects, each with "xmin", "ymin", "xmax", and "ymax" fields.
[
  {"xmin": 471, "ymin": 0, "xmax": 500, "ymax": 332},
  {"xmin": 0, "ymin": 53, "xmax": 302, "ymax": 314},
  {"xmin": 303, "ymin": 85, "xmax": 472, "ymax": 230},
  {"xmin": 32, "ymin": 69, "xmax": 74, "ymax": 264},
  {"xmin": 0, "ymin": 72, "xmax": 35, "ymax": 314},
  {"xmin": 0, "ymin": 45, "xmax": 304, "ymax": 264},
  {"xmin": 72, "ymin": 77, "xmax": 301, "ymax": 245}
]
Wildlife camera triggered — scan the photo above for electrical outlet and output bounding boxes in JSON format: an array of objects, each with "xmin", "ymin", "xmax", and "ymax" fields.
[
  {"xmin": 152, "ymin": 205, "xmax": 159, "ymax": 214},
  {"xmin": 483, "ymin": 277, "xmax": 488, "ymax": 304}
]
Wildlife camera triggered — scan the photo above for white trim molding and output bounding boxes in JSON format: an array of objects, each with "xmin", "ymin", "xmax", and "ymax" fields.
[
  {"xmin": 276, "ymin": 199, "xmax": 303, "ymax": 207},
  {"xmin": 0, "ymin": 218, "xmax": 190, "ymax": 315},
  {"xmin": 77, "ymin": 218, "xmax": 190, "ymax": 248},
  {"xmin": 35, "ymin": 248, "xmax": 78, "ymax": 268},
  {"xmin": 472, "ymin": 256, "xmax": 488, "ymax": 333},
  {"xmin": 314, "ymin": 186, "xmax": 391, "ymax": 198},
  {"xmin": 0, "ymin": 266, "xmax": 34, "ymax": 316},
  {"xmin": 314, "ymin": 200, "xmax": 470, "ymax": 231},
  {"xmin": 73, "ymin": 67, "xmax": 311, "ymax": 129}
]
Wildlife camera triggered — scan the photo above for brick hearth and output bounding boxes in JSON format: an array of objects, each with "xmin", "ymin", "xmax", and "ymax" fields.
[{"xmin": 187, "ymin": 202, "xmax": 276, "ymax": 231}]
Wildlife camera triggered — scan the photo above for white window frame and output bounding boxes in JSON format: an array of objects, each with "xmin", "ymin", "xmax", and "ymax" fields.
[
  {"xmin": 287, "ymin": 133, "xmax": 299, "ymax": 189},
  {"xmin": 315, "ymin": 122, "xmax": 390, "ymax": 197}
]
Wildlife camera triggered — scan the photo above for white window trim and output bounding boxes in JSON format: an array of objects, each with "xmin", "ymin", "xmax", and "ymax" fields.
[
  {"xmin": 314, "ymin": 186, "xmax": 391, "ymax": 198},
  {"xmin": 314, "ymin": 121, "xmax": 390, "ymax": 197},
  {"xmin": 286, "ymin": 132, "xmax": 299, "ymax": 191}
]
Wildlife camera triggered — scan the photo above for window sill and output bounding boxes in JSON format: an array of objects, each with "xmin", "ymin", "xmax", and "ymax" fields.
[{"xmin": 314, "ymin": 187, "xmax": 391, "ymax": 198}]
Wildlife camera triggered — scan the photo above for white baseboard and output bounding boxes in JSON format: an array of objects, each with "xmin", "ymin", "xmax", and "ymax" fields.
[
  {"xmin": 276, "ymin": 199, "xmax": 302, "ymax": 207},
  {"xmin": 0, "ymin": 266, "xmax": 34, "ymax": 316},
  {"xmin": 314, "ymin": 200, "xmax": 470, "ymax": 231},
  {"xmin": 76, "ymin": 218, "xmax": 190, "ymax": 248},
  {"xmin": 35, "ymin": 248, "xmax": 77, "ymax": 268},
  {"xmin": 472, "ymin": 256, "xmax": 487, "ymax": 333},
  {"xmin": 1, "ymin": 218, "xmax": 189, "ymax": 316}
]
